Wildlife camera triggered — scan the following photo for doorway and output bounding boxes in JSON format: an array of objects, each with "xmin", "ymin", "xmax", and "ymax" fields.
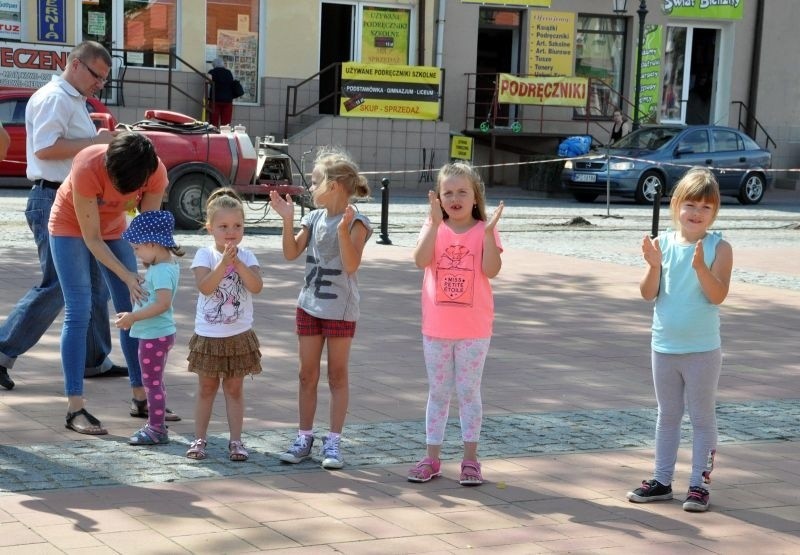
[
  {"xmin": 319, "ymin": 2, "xmax": 354, "ymax": 115},
  {"xmin": 661, "ymin": 25, "xmax": 718, "ymax": 124},
  {"xmin": 474, "ymin": 8, "xmax": 522, "ymax": 129},
  {"xmin": 685, "ymin": 28, "xmax": 717, "ymax": 125}
]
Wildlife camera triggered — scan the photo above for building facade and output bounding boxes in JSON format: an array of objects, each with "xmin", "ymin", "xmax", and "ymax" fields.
[{"xmin": 1, "ymin": 0, "xmax": 797, "ymax": 190}]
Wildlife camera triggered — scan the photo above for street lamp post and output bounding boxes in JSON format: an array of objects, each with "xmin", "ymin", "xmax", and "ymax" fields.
[
  {"xmin": 632, "ymin": 0, "xmax": 648, "ymax": 130},
  {"xmin": 613, "ymin": 0, "xmax": 648, "ymax": 130}
]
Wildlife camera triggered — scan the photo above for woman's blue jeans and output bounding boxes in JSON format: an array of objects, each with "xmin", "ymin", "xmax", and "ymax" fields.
[{"xmin": 50, "ymin": 235, "xmax": 142, "ymax": 396}]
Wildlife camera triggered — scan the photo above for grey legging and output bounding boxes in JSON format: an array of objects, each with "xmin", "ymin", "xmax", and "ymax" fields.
[{"xmin": 652, "ymin": 348, "xmax": 721, "ymax": 489}]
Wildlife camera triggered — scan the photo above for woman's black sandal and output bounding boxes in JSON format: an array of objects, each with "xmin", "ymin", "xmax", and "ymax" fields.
[
  {"xmin": 130, "ymin": 398, "xmax": 182, "ymax": 421},
  {"xmin": 65, "ymin": 408, "xmax": 108, "ymax": 435}
]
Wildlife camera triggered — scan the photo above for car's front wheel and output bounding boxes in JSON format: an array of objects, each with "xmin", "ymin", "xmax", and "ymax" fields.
[
  {"xmin": 572, "ymin": 192, "xmax": 599, "ymax": 203},
  {"xmin": 167, "ymin": 173, "xmax": 220, "ymax": 229},
  {"xmin": 635, "ymin": 171, "xmax": 665, "ymax": 204},
  {"xmin": 738, "ymin": 173, "xmax": 765, "ymax": 205}
]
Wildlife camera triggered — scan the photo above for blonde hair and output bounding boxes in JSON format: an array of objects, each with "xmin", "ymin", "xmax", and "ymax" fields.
[
  {"xmin": 312, "ymin": 146, "xmax": 370, "ymax": 205},
  {"xmin": 669, "ymin": 167, "xmax": 721, "ymax": 226},
  {"xmin": 204, "ymin": 187, "xmax": 245, "ymax": 227},
  {"xmin": 435, "ymin": 162, "xmax": 487, "ymax": 221}
]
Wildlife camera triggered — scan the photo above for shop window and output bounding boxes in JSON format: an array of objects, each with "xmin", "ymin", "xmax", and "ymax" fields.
[
  {"xmin": 361, "ymin": 6, "xmax": 411, "ymax": 65},
  {"xmin": 123, "ymin": 0, "xmax": 178, "ymax": 68},
  {"xmin": 206, "ymin": 0, "xmax": 260, "ymax": 103},
  {"xmin": 574, "ymin": 15, "xmax": 626, "ymax": 119}
]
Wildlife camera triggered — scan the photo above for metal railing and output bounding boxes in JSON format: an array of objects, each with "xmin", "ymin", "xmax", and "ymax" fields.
[
  {"xmin": 463, "ymin": 73, "xmax": 644, "ymax": 141},
  {"xmin": 106, "ymin": 48, "xmax": 212, "ymax": 114},
  {"xmin": 284, "ymin": 62, "xmax": 342, "ymax": 141},
  {"xmin": 284, "ymin": 62, "xmax": 446, "ymax": 141},
  {"xmin": 732, "ymin": 100, "xmax": 776, "ymax": 151}
]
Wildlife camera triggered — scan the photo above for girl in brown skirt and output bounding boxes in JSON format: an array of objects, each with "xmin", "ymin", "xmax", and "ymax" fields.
[{"xmin": 185, "ymin": 188, "xmax": 264, "ymax": 461}]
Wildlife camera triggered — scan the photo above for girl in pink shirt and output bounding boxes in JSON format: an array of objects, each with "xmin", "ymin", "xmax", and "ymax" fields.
[{"xmin": 408, "ymin": 162, "xmax": 504, "ymax": 486}]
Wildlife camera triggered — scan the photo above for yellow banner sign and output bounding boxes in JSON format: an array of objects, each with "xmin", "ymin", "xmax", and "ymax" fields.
[
  {"xmin": 340, "ymin": 62, "xmax": 441, "ymax": 120},
  {"xmin": 497, "ymin": 74, "xmax": 588, "ymax": 107}
]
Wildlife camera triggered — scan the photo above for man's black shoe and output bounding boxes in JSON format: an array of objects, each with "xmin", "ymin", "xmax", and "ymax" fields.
[
  {"xmin": 0, "ymin": 365, "xmax": 14, "ymax": 390},
  {"xmin": 86, "ymin": 364, "xmax": 129, "ymax": 378}
]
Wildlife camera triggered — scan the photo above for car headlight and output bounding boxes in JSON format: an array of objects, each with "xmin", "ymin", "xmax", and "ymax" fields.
[
  {"xmin": 609, "ymin": 161, "xmax": 635, "ymax": 171},
  {"xmin": 563, "ymin": 160, "xmax": 573, "ymax": 169}
]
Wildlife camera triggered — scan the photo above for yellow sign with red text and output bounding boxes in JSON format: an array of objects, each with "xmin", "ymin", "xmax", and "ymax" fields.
[{"xmin": 497, "ymin": 74, "xmax": 588, "ymax": 107}]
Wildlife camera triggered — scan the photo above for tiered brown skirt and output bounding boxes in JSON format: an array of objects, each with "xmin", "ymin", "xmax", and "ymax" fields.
[{"xmin": 187, "ymin": 329, "xmax": 262, "ymax": 378}]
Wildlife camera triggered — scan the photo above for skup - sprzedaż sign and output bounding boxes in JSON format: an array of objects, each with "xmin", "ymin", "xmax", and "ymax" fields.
[
  {"xmin": 340, "ymin": 62, "xmax": 441, "ymax": 120},
  {"xmin": 497, "ymin": 73, "xmax": 588, "ymax": 107}
]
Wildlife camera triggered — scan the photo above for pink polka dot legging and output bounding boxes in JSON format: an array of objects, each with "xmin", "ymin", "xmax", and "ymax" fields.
[
  {"xmin": 423, "ymin": 335, "xmax": 491, "ymax": 445},
  {"xmin": 139, "ymin": 334, "xmax": 175, "ymax": 432}
]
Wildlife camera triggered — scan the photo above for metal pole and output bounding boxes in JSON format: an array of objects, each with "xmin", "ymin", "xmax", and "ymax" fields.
[
  {"xmin": 605, "ymin": 145, "xmax": 611, "ymax": 217},
  {"xmin": 632, "ymin": 0, "xmax": 648, "ymax": 130},
  {"xmin": 376, "ymin": 177, "xmax": 392, "ymax": 245},
  {"xmin": 650, "ymin": 183, "xmax": 661, "ymax": 238}
]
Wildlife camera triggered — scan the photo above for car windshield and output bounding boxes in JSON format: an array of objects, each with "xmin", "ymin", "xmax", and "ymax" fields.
[{"xmin": 612, "ymin": 127, "xmax": 682, "ymax": 151}]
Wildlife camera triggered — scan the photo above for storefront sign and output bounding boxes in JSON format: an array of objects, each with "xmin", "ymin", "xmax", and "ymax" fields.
[
  {"xmin": 462, "ymin": 0, "xmax": 551, "ymax": 6},
  {"xmin": 38, "ymin": 0, "xmax": 66, "ymax": 43},
  {"xmin": 497, "ymin": 74, "xmax": 588, "ymax": 107},
  {"xmin": 0, "ymin": 42, "xmax": 71, "ymax": 88},
  {"xmin": 637, "ymin": 25, "xmax": 662, "ymax": 124},
  {"xmin": 362, "ymin": 7, "xmax": 410, "ymax": 65},
  {"xmin": 450, "ymin": 136, "xmax": 474, "ymax": 161},
  {"xmin": 340, "ymin": 62, "xmax": 441, "ymax": 120},
  {"xmin": 528, "ymin": 11, "xmax": 575, "ymax": 76},
  {"xmin": 0, "ymin": 0, "xmax": 21, "ymax": 41},
  {"xmin": 661, "ymin": 0, "xmax": 743, "ymax": 20}
]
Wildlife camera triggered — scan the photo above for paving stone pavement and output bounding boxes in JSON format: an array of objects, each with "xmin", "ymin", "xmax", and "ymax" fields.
[
  {"xmin": 0, "ymin": 188, "xmax": 798, "ymax": 553},
  {"xmin": 2, "ymin": 400, "xmax": 799, "ymax": 493}
]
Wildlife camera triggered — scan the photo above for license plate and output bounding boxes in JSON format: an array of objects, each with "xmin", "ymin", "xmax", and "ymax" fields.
[{"xmin": 573, "ymin": 173, "xmax": 597, "ymax": 183}]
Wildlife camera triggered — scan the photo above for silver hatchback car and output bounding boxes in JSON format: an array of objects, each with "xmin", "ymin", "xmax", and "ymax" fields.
[{"xmin": 561, "ymin": 125, "xmax": 773, "ymax": 204}]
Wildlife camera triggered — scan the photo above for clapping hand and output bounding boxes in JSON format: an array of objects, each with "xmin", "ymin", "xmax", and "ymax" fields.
[
  {"xmin": 269, "ymin": 191, "xmax": 295, "ymax": 220},
  {"xmin": 692, "ymin": 239, "xmax": 705, "ymax": 270},
  {"xmin": 641, "ymin": 234, "xmax": 662, "ymax": 268},
  {"xmin": 338, "ymin": 204, "xmax": 356, "ymax": 234},
  {"xmin": 486, "ymin": 201, "xmax": 504, "ymax": 232},
  {"xmin": 427, "ymin": 190, "xmax": 444, "ymax": 224}
]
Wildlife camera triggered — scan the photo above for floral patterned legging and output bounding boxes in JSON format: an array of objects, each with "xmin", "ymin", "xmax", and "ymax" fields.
[{"xmin": 423, "ymin": 336, "xmax": 491, "ymax": 445}]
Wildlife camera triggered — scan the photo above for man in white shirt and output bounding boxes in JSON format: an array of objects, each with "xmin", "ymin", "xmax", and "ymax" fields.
[{"xmin": 0, "ymin": 41, "xmax": 124, "ymax": 390}]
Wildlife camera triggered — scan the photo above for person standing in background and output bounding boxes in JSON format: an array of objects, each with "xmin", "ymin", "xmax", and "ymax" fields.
[
  {"xmin": 610, "ymin": 109, "xmax": 631, "ymax": 144},
  {"xmin": 0, "ymin": 41, "xmax": 125, "ymax": 392},
  {"xmin": 208, "ymin": 57, "xmax": 235, "ymax": 127}
]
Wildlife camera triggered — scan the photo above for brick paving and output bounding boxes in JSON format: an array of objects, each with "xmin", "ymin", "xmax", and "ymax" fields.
[{"xmin": 0, "ymin": 191, "xmax": 798, "ymax": 553}]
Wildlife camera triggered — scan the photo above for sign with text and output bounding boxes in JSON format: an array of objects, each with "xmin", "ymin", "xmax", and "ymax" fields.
[
  {"xmin": 0, "ymin": 0, "xmax": 21, "ymax": 41},
  {"xmin": 361, "ymin": 7, "xmax": 410, "ymax": 65},
  {"xmin": 528, "ymin": 11, "xmax": 575, "ymax": 76},
  {"xmin": 661, "ymin": 0, "xmax": 743, "ymax": 20},
  {"xmin": 38, "ymin": 0, "xmax": 66, "ymax": 43},
  {"xmin": 497, "ymin": 74, "xmax": 588, "ymax": 107},
  {"xmin": 462, "ymin": 0, "xmax": 551, "ymax": 6},
  {"xmin": 450, "ymin": 136, "xmax": 474, "ymax": 161},
  {"xmin": 637, "ymin": 25, "xmax": 662, "ymax": 124},
  {"xmin": 0, "ymin": 42, "xmax": 71, "ymax": 88},
  {"xmin": 340, "ymin": 62, "xmax": 441, "ymax": 120}
]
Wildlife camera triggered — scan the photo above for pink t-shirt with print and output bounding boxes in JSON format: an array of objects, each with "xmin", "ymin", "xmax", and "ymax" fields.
[{"xmin": 419, "ymin": 218, "xmax": 502, "ymax": 339}]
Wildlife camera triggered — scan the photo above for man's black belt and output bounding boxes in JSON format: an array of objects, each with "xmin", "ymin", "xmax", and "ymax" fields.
[{"xmin": 34, "ymin": 179, "xmax": 62, "ymax": 190}]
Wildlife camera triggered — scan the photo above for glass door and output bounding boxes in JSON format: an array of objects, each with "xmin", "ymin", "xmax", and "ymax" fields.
[
  {"xmin": 660, "ymin": 25, "xmax": 719, "ymax": 124},
  {"xmin": 80, "ymin": 0, "xmax": 121, "ymax": 105}
]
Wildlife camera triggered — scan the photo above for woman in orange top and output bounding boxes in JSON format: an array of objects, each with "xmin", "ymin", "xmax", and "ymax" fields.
[{"xmin": 49, "ymin": 132, "xmax": 169, "ymax": 435}]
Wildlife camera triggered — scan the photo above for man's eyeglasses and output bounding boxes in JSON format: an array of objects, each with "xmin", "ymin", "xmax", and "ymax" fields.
[{"xmin": 78, "ymin": 58, "xmax": 108, "ymax": 84}]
